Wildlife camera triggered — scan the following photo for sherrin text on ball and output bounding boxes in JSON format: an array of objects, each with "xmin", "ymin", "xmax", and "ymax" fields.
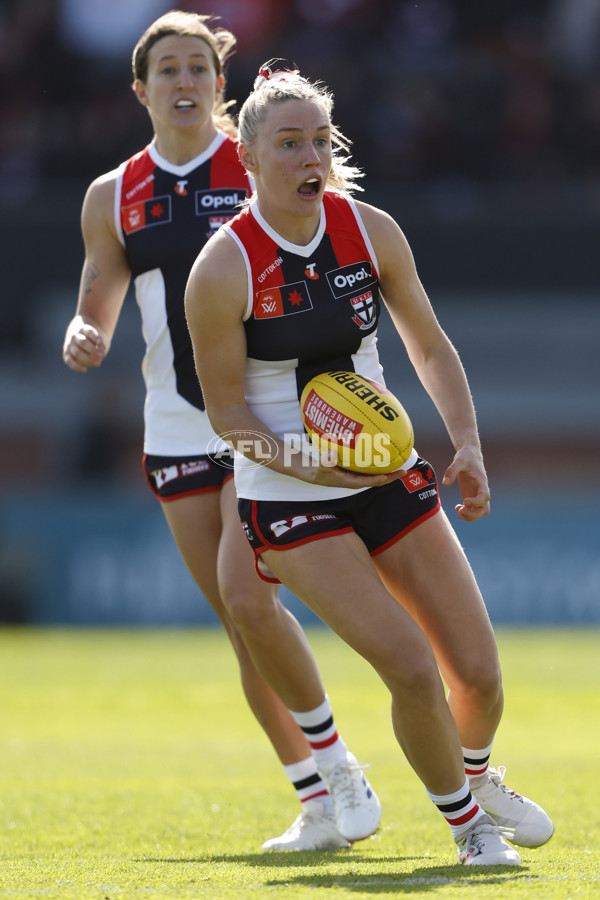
[{"xmin": 300, "ymin": 370, "xmax": 414, "ymax": 474}]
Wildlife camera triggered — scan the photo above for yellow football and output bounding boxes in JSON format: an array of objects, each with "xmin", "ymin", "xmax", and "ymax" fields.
[{"xmin": 300, "ymin": 370, "xmax": 414, "ymax": 474}]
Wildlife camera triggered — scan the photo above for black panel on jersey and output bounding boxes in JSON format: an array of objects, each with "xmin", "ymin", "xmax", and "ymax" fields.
[
  {"xmin": 125, "ymin": 165, "xmax": 247, "ymax": 412},
  {"xmin": 243, "ymin": 233, "xmax": 380, "ymax": 403},
  {"xmin": 159, "ymin": 167, "xmax": 210, "ymax": 412}
]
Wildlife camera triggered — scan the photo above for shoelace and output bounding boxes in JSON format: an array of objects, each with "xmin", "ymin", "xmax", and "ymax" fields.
[
  {"xmin": 488, "ymin": 765, "xmax": 522, "ymax": 798},
  {"xmin": 459, "ymin": 819, "xmax": 516, "ymax": 854},
  {"xmin": 326, "ymin": 761, "xmax": 370, "ymax": 810}
]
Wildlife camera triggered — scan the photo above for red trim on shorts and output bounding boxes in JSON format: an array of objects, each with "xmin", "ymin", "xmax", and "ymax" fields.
[
  {"xmin": 250, "ymin": 499, "xmax": 268, "ymax": 550},
  {"xmin": 249, "ymin": 499, "xmax": 354, "ymax": 551},
  {"xmin": 248, "ymin": 502, "xmax": 279, "ymax": 583},
  {"xmin": 253, "ymin": 557, "xmax": 281, "ymax": 584},
  {"xmin": 142, "ymin": 454, "xmax": 154, "ymax": 492},
  {"xmin": 142, "ymin": 453, "xmax": 233, "ymax": 502},
  {"xmin": 154, "ymin": 479, "xmax": 233, "ymax": 503},
  {"xmin": 248, "ymin": 499, "xmax": 354, "ymax": 583},
  {"xmin": 252, "ymin": 528, "xmax": 355, "ymax": 583},
  {"xmin": 370, "ymin": 499, "xmax": 440, "ymax": 556},
  {"xmin": 265, "ymin": 527, "xmax": 355, "ymax": 553}
]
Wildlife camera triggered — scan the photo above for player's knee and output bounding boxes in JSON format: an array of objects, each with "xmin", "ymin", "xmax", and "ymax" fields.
[
  {"xmin": 383, "ymin": 651, "xmax": 442, "ymax": 704},
  {"xmin": 221, "ymin": 582, "xmax": 277, "ymax": 634},
  {"xmin": 455, "ymin": 657, "xmax": 503, "ymax": 708}
]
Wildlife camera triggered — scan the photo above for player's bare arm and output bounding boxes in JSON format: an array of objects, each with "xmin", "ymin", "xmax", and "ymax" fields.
[
  {"xmin": 356, "ymin": 201, "xmax": 490, "ymax": 521},
  {"xmin": 63, "ymin": 172, "xmax": 131, "ymax": 373}
]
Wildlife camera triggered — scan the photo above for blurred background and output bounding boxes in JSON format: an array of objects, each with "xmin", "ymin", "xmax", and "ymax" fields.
[{"xmin": 1, "ymin": 0, "xmax": 598, "ymax": 626}]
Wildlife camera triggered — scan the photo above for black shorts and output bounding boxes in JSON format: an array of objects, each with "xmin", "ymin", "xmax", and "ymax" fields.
[
  {"xmin": 239, "ymin": 457, "xmax": 440, "ymax": 582},
  {"xmin": 144, "ymin": 451, "xmax": 234, "ymax": 502}
]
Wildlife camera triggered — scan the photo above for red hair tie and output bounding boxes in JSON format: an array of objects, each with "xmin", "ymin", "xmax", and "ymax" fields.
[{"xmin": 258, "ymin": 65, "xmax": 299, "ymax": 81}]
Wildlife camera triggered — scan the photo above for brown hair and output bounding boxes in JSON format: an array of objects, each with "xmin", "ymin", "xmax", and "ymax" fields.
[{"xmin": 132, "ymin": 10, "xmax": 237, "ymax": 135}]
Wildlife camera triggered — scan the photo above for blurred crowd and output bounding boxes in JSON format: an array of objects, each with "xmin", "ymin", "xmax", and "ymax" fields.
[
  {"xmin": 1, "ymin": 1, "xmax": 599, "ymax": 619},
  {"xmin": 1, "ymin": 0, "xmax": 600, "ymax": 207}
]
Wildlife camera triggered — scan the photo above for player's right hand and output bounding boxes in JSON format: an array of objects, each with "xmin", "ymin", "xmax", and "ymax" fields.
[{"xmin": 63, "ymin": 323, "xmax": 107, "ymax": 373}]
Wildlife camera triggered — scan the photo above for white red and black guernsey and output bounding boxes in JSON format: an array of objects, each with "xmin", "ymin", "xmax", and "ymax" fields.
[
  {"xmin": 224, "ymin": 191, "xmax": 418, "ymax": 501},
  {"xmin": 114, "ymin": 132, "xmax": 251, "ymax": 455}
]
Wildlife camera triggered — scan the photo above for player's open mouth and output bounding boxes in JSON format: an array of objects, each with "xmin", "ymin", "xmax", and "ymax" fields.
[
  {"xmin": 298, "ymin": 177, "xmax": 320, "ymax": 197},
  {"xmin": 175, "ymin": 99, "xmax": 196, "ymax": 109}
]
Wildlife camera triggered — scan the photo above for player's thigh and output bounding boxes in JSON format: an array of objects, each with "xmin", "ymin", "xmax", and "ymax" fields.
[
  {"xmin": 160, "ymin": 491, "xmax": 223, "ymax": 609},
  {"xmin": 217, "ymin": 479, "xmax": 280, "ymax": 614},
  {"xmin": 261, "ymin": 531, "xmax": 435, "ymax": 683},
  {"xmin": 373, "ymin": 508, "xmax": 500, "ymax": 689}
]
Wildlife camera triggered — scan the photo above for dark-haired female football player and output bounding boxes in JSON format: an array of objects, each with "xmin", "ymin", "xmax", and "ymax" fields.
[{"xmin": 63, "ymin": 12, "xmax": 382, "ymax": 851}]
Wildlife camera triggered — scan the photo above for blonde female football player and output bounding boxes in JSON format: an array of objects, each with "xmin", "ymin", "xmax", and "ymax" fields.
[
  {"xmin": 62, "ymin": 12, "xmax": 383, "ymax": 851},
  {"xmin": 185, "ymin": 63, "xmax": 554, "ymax": 865}
]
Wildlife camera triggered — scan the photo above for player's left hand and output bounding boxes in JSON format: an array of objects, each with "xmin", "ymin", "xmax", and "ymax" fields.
[
  {"xmin": 314, "ymin": 450, "xmax": 405, "ymax": 489},
  {"xmin": 442, "ymin": 446, "xmax": 490, "ymax": 522}
]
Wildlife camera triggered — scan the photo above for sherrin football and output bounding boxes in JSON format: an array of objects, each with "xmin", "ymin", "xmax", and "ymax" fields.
[{"xmin": 300, "ymin": 370, "xmax": 414, "ymax": 474}]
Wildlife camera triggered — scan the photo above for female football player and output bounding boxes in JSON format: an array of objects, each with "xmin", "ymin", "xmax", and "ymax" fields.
[
  {"xmin": 185, "ymin": 63, "xmax": 554, "ymax": 865},
  {"xmin": 62, "ymin": 13, "xmax": 382, "ymax": 851}
]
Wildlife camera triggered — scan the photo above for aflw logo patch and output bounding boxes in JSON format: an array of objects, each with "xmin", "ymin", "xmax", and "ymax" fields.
[
  {"xmin": 254, "ymin": 281, "xmax": 313, "ymax": 319},
  {"xmin": 122, "ymin": 195, "xmax": 172, "ymax": 234},
  {"xmin": 400, "ymin": 468, "xmax": 434, "ymax": 493}
]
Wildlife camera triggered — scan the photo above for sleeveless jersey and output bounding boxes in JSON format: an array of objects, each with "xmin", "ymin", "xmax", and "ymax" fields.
[
  {"xmin": 224, "ymin": 192, "xmax": 418, "ymax": 501},
  {"xmin": 115, "ymin": 133, "xmax": 251, "ymax": 455}
]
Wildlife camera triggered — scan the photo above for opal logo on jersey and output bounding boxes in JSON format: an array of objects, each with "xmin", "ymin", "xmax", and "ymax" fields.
[
  {"xmin": 326, "ymin": 261, "xmax": 376, "ymax": 298},
  {"xmin": 195, "ymin": 188, "xmax": 248, "ymax": 214}
]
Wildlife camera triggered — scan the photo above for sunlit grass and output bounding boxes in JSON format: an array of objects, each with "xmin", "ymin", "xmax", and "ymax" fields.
[{"xmin": 0, "ymin": 627, "xmax": 597, "ymax": 899}]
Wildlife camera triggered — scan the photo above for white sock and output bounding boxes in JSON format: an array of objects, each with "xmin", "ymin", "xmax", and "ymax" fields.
[
  {"xmin": 289, "ymin": 695, "xmax": 349, "ymax": 767},
  {"xmin": 463, "ymin": 739, "xmax": 495, "ymax": 780},
  {"xmin": 283, "ymin": 756, "xmax": 334, "ymax": 816},
  {"xmin": 426, "ymin": 776, "xmax": 486, "ymax": 841}
]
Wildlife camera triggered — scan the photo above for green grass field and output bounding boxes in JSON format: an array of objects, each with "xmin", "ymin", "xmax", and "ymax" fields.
[{"xmin": 0, "ymin": 627, "xmax": 598, "ymax": 899}]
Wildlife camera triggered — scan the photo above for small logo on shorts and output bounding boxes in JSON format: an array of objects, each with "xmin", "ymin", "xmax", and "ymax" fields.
[
  {"xmin": 270, "ymin": 513, "xmax": 337, "ymax": 538},
  {"xmin": 400, "ymin": 467, "xmax": 435, "ymax": 495},
  {"xmin": 151, "ymin": 460, "xmax": 209, "ymax": 488}
]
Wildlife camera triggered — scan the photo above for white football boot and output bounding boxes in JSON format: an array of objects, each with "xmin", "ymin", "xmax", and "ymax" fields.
[
  {"xmin": 318, "ymin": 752, "xmax": 382, "ymax": 842},
  {"xmin": 469, "ymin": 766, "xmax": 554, "ymax": 848},
  {"xmin": 261, "ymin": 799, "xmax": 350, "ymax": 850},
  {"xmin": 457, "ymin": 814, "xmax": 522, "ymax": 866}
]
